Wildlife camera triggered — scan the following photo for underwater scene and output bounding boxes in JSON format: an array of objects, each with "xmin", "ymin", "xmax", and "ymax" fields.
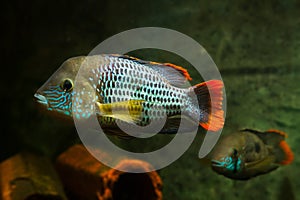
[{"xmin": 2, "ymin": 0, "xmax": 300, "ymax": 199}]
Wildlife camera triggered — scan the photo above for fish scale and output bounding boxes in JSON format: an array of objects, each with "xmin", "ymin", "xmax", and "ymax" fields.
[{"xmin": 91, "ymin": 56, "xmax": 185, "ymax": 126}]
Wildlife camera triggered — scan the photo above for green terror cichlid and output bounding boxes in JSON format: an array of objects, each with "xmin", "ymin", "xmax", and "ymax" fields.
[
  {"xmin": 34, "ymin": 54, "xmax": 224, "ymax": 137},
  {"xmin": 210, "ymin": 129, "xmax": 294, "ymax": 180}
]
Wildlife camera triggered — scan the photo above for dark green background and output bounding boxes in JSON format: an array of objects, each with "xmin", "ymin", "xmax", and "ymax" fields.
[{"xmin": 2, "ymin": 0, "xmax": 299, "ymax": 199}]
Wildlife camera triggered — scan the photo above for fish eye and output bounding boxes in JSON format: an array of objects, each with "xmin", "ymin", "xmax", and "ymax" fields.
[{"xmin": 61, "ymin": 79, "xmax": 73, "ymax": 92}]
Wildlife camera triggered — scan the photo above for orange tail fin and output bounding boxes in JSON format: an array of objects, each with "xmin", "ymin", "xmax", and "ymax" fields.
[
  {"xmin": 265, "ymin": 129, "xmax": 294, "ymax": 165},
  {"xmin": 193, "ymin": 80, "xmax": 224, "ymax": 131},
  {"xmin": 279, "ymin": 140, "xmax": 294, "ymax": 165}
]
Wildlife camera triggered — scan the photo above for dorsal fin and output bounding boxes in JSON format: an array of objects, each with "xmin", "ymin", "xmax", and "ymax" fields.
[
  {"xmin": 240, "ymin": 128, "xmax": 263, "ymax": 135},
  {"xmin": 109, "ymin": 54, "xmax": 192, "ymax": 87},
  {"xmin": 146, "ymin": 63, "xmax": 192, "ymax": 87},
  {"xmin": 155, "ymin": 62, "xmax": 192, "ymax": 81},
  {"xmin": 266, "ymin": 129, "xmax": 287, "ymax": 137},
  {"xmin": 240, "ymin": 128, "xmax": 286, "ymax": 145}
]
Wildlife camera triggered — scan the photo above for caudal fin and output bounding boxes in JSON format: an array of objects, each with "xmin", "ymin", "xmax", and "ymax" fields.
[
  {"xmin": 264, "ymin": 129, "xmax": 294, "ymax": 165},
  {"xmin": 278, "ymin": 140, "xmax": 294, "ymax": 165},
  {"xmin": 191, "ymin": 80, "xmax": 224, "ymax": 131}
]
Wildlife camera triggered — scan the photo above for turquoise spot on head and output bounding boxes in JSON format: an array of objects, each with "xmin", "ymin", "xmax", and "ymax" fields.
[
  {"xmin": 39, "ymin": 85, "xmax": 73, "ymax": 116},
  {"xmin": 224, "ymin": 157, "xmax": 241, "ymax": 172},
  {"xmin": 212, "ymin": 156, "xmax": 242, "ymax": 172}
]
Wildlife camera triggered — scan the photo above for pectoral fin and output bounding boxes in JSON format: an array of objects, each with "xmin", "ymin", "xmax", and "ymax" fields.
[{"xmin": 96, "ymin": 100, "xmax": 145, "ymax": 123}]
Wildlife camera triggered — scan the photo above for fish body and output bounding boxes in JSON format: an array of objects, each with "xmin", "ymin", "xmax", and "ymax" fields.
[
  {"xmin": 34, "ymin": 54, "xmax": 224, "ymax": 137},
  {"xmin": 211, "ymin": 129, "xmax": 294, "ymax": 180}
]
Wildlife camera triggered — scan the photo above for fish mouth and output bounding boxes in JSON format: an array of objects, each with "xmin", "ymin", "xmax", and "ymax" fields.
[
  {"xmin": 34, "ymin": 93, "xmax": 48, "ymax": 106},
  {"xmin": 211, "ymin": 160, "xmax": 224, "ymax": 168}
]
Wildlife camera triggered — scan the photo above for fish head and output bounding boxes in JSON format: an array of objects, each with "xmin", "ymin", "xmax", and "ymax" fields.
[
  {"xmin": 210, "ymin": 133, "xmax": 246, "ymax": 178},
  {"xmin": 34, "ymin": 56, "xmax": 86, "ymax": 117},
  {"xmin": 211, "ymin": 148, "xmax": 243, "ymax": 175}
]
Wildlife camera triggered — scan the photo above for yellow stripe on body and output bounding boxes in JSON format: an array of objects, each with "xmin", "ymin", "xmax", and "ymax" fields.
[{"xmin": 96, "ymin": 100, "xmax": 145, "ymax": 123}]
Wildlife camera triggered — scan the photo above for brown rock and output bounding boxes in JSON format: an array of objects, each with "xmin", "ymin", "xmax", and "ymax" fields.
[
  {"xmin": 100, "ymin": 159, "xmax": 163, "ymax": 200},
  {"xmin": 56, "ymin": 144, "xmax": 163, "ymax": 200},
  {"xmin": 0, "ymin": 153, "xmax": 67, "ymax": 200}
]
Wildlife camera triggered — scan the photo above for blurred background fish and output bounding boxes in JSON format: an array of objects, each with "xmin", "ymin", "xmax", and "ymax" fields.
[
  {"xmin": 210, "ymin": 129, "xmax": 294, "ymax": 180},
  {"xmin": 34, "ymin": 54, "xmax": 224, "ymax": 137}
]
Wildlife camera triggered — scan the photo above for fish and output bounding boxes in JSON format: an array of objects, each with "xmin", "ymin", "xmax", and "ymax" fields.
[
  {"xmin": 210, "ymin": 128, "xmax": 294, "ymax": 180},
  {"xmin": 34, "ymin": 54, "xmax": 224, "ymax": 137}
]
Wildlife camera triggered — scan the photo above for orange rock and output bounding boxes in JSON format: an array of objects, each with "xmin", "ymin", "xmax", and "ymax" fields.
[{"xmin": 56, "ymin": 144, "xmax": 163, "ymax": 200}]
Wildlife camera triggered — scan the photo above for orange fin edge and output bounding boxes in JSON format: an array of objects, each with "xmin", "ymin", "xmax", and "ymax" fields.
[
  {"xmin": 198, "ymin": 80, "xmax": 224, "ymax": 131},
  {"xmin": 113, "ymin": 54, "xmax": 192, "ymax": 81},
  {"xmin": 162, "ymin": 63, "xmax": 192, "ymax": 81},
  {"xmin": 278, "ymin": 140, "xmax": 294, "ymax": 165},
  {"xmin": 266, "ymin": 129, "xmax": 287, "ymax": 137}
]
